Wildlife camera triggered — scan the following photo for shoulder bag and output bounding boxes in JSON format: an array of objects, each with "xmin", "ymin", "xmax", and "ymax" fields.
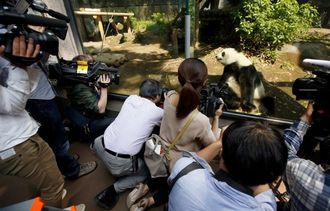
[{"xmin": 144, "ymin": 109, "xmax": 198, "ymax": 178}]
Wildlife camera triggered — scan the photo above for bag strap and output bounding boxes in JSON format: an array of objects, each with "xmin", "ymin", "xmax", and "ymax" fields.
[
  {"xmin": 168, "ymin": 162, "xmax": 254, "ymax": 197},
  {"xmin": 168, "ymin": 109, "xmax": 199, "ymax": 150},
  {"xmin": 168, "ymin": 161, "xmax": 203, "ymax": 193}
]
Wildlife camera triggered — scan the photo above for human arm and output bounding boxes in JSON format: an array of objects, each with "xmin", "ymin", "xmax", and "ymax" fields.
[
  {"xmin": 283, "ymin": 102, "xmax": 313, "ymax": 160},
  {"xmin": 211, "ymin": 99, "xmax": 224, "ymax": 137},
  {"xmin": 70, "ymin": 84, "xmax": 101, "ymax": 113},
  {"xmin": 196, "ymin": 140, "xmax": 221, "ymax": 162},
  {"xmin": 0, "ymin": 36, "xmax": 40, "ymax": 115},
  {"xmin": 97, "ymin": 74, "xmax": 110, "ymax": 113},
  {"xmin": 282, "ymin": 102, "xmax": 330, "ymax": 210}
]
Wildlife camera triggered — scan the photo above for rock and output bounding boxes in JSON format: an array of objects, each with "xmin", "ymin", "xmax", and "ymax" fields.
[
  {"xmin": 280, "ymin": 42, "xmax": 330, "ymax": 65},
  {"xmin": 105, "ymin": 34, "xmax": 123, "ymax": 46},
  {"xmin": 95, "ymin": 53, "xmax": 128, "ymax": 67},
  {"xmin": 121, "ymin": 32, "xmax": 135, "ymax": 43}
]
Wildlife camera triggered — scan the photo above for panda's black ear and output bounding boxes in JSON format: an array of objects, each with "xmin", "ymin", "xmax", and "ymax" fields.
[{"xmin": 222, "ymin": 52, "xmax": 225, "ymax": 57}]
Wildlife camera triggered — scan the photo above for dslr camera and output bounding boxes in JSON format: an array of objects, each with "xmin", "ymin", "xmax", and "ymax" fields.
[
  {"xmin": 0, "ymin": 0, "xmax": 70, "ymax": 62},
  {"xmin": 199, "ymin": 83, "xmax": 226, "ymax": 117},
  {"xmin": 292, "ymin": 58, "xmax": 330, "ymax": 164}
]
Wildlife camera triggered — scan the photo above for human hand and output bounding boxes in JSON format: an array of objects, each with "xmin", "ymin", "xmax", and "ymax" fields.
[
  {"xmin": 301, "ymin": 101, "xmax": 314, "ymax": 124},
  {"xmin": 214, "ymin": 98, "xmax": 225, "ymax": 118},
  {"xmin": 98, "ymin": 74, "xmax": 111, "ymax": 88},
  {"xmin": 12, "ymin": 35, "xmax": 40, "ymax": 58}
]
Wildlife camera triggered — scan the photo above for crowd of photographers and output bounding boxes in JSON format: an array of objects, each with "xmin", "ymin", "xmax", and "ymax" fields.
[{"xmin": 0, "ymin": 34, "xmax": 329, "ymax": 211}]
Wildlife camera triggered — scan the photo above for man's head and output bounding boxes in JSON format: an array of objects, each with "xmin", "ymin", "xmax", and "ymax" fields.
[
  {"xmin": 139, "ymin": 79, "xmax": 162, "ymax": 103},
  {"xmin": 72, "ymin": 54, "xmax": 94, "ymax": 63},
  {"xmin": 221, "ymin": 120, "xmax": 288, "ymax": 186}
]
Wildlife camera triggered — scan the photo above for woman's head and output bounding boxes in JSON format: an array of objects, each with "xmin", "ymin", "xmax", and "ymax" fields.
[
  {"xmin": 221, "ymin": 120, "xmax": 288, "ymax": 186},
  {"xmin": 176, "ymin": 58, "xmax": 208, "ymax": 118}
]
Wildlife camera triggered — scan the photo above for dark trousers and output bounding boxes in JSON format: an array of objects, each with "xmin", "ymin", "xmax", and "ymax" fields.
[
  {"xmin": 64, "ymin": 106, "xmax": 115, "ymax": 142},
  {"xmin": 147, "ymin": 177, "xmax": 169, "ymax": 206},
  {"xmin": 26, "ymin": 98, "xmax": 80, "ymax": 179}
]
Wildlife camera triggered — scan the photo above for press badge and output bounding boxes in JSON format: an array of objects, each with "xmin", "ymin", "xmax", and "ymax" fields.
[
  {"xmin": 0, "ymin": 148, "xmax": 16, "ymax": 160},
  {"xmin": 76, "ymin": 60, "xmax": 88, "ymax": 74}
]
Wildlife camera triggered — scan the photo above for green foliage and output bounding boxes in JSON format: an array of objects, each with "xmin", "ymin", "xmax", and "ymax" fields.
[
  {"xmin": 130, "ymin": 13, "xmax": 170, "ymax": 35},
  {"xmin": 234, "ymin": 0, "xmax": 318, "ymax": 56}
]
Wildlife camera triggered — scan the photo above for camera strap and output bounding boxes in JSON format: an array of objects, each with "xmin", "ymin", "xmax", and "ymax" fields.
[{"xmin": 37, "ymin": 60, "xmax": 57, "ymax": 96}]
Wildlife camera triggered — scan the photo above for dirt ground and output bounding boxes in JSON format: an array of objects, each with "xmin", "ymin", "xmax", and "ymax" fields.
[{"xmin": 84, "ymin": 28, "xmax": 330, "ymax": 121}]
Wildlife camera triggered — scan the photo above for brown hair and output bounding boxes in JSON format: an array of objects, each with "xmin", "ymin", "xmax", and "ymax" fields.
[
  {"xmin": 72, "ymin": 54, "xmax": 94, "ymax": 63},
  {"xmin": 176, "ymin": 58, "xmax": 208, "ymax": 119}
]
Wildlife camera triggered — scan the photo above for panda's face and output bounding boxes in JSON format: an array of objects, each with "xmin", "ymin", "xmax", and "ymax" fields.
[
  {"xmin": 216, "ymin": 48, "xmax": 252, "ymax": 67},
  {"xmin": 216, "ymin": 48, "xmax": 237, "ymax": 65}
]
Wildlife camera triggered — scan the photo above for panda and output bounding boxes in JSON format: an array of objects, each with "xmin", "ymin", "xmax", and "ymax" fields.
[{"xmin": 215, "ymin": 48, "xmax": 273, "ymax": 114}]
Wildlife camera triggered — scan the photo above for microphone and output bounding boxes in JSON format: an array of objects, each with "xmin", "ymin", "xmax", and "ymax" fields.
[
  {"xmin": 31, "ymin": 1, "xmax": 70, "ymax": 23},
  {"xmin": 0, "ymin": 11, "xmax": 67, "ymax": 28},
  {"xmin": 48, "ymin": 9, "xmax": 70, "ymax": 23}
]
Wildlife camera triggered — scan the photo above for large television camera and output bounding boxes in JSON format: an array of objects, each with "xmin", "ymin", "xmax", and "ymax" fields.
[
  {"xmin": 0, "ymin": 0, "xmax": 69, "ymax": 59},
  {"xmin": 48, "ymin": 58, "xmax": 120, "ymax": 87},
  {"xmin": 292, "ymin": 59, "xmax": 330, "ymax": 164}
]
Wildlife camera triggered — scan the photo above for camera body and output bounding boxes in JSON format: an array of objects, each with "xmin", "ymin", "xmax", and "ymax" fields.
[
  {"xmin": 0, "ymin": 0, "xmax": 69, "ymax": 58},
  {"xmin": 293, "ymin": 59, "xmax": 330, "ymax": 122},
  {"xmin": 200, "ymin": 83, "xmax": 225, "ymax": 117},
  {"xmin": 292, "ymin": 59, "xmax": 330, "ymax": 164},
  {"xmin": 48, "ymin": 59, "xmax": 120, "ymax": 87}
]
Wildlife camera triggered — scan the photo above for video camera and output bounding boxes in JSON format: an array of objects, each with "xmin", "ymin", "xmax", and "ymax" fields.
[
  {"xmin": 48, "ymin": 59, "xmax": 120, "ymax": 87},
  {"xmin": 292, "ymin": 59, "xmax": 330, "ymax": 164},
  {"xmin": 0, "ymin": 0, "xmax": 69, "ymax": 60},
  {"xmin": 199, "ymin": 83, "xmax": 226, "ymax": 117},
  {"xmin": 293, "ymin": 59, "xmax": 330, "ymax": 122}
]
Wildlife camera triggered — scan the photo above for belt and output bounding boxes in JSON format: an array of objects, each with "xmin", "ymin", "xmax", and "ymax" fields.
[{"xmin": 102, "ymin": 138, "xmax": 132, "ymax": 159}]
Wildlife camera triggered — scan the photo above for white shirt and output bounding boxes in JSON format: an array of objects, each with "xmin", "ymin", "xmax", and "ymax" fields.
[
  {"xmin": 0, "ymin": 57, "xmax": 41, "ymax": 151},
  {"xmin": 104, "ymin": 95, "xmax": 163, "ymax": 155}
]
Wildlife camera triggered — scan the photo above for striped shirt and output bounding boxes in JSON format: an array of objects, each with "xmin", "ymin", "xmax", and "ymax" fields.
[{"xmin": 283, "ymin": 120, "xmax": 330, "ymax": 211}]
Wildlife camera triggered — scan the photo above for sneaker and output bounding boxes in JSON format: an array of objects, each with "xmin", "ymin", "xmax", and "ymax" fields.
[
  {"xmin": 129, "ymin": 197, "xmax": 153, "ymax": 211},
  {"xmin": 95, "ymin": 186, "xmax": 119, "ymax": 210},
  {"xmin": 126, "ymin": 183, "xmax": 149, "ymax": 208},
  {"xmin": 78, "ymin": 161, "xmax": 97, "ymax": 178}
]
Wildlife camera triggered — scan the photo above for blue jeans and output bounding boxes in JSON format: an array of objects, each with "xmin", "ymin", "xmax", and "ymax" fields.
[
  {"xmin": 64, "ymin": 106, "xmax": 114, "ymax": 142},
  {"xmin": 26, "ymin": 98, "xmax": 80, "ymax": 179}
]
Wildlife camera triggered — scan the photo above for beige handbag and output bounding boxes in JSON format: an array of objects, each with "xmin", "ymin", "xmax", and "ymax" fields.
[{"xmin": 144, "ymin": 109, "xmax": 198, "ymax": 178}]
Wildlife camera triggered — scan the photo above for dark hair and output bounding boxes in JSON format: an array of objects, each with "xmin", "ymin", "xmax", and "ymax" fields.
[
  {"xmin": 72, "ymin": 54, "xmax": 94, "ymax": 63},
  {"xmin": 139, "ymin": 79, "xmax": 161, "ymax": 98},
  {"xmin": 222, "ymin": 121, "xmax": 288, "ymax": 186},
  {"xmin": 177, "ymin": 58, "xmax": 208, "ymax": 119}
]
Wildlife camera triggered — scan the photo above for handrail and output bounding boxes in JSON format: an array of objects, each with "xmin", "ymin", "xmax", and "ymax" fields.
[{"xmin": 74, "ymin": 11, "xmax": 134, "ymax": 16}]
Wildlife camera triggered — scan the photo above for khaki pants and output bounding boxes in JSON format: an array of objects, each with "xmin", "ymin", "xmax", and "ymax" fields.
[{"xmin": 0, "ymin": 134, "xmax": 64, "ymax": 207}]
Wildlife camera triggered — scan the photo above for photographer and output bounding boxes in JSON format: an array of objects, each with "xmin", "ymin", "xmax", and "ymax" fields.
[
  {"xmin": 92, "ymin": 79, "xmax": 164, "ymax": 210},
  {"xmin": 283, "ymin": 101, "xmax": 330, "ymax": 210},
  {"xmin": 168, "ymin": 120, "xmax": 288, "ymax": 211},
  {"xmin": 25, "ymin": 53, "xmax": 97, "ymax": 180},
  {"xmin": 0, "ymin": 36, "xmax": 64, "ymax": 207},
  {"xmin": 65, "ymin": 54, "xmax": 115, "ymax": 142}
]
